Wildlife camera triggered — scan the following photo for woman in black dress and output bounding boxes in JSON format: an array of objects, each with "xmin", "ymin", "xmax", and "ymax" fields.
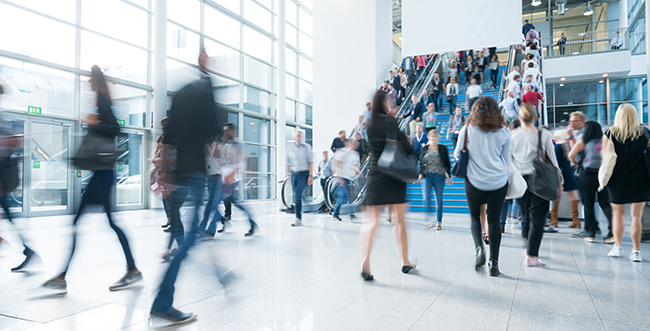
[
  {"xmin": 604, "ymin": 104, "xmax": 650, "ymax": 262},
  {"xmin": 360, "ymin": 90, "xmax": 416, "ymax": 281}
]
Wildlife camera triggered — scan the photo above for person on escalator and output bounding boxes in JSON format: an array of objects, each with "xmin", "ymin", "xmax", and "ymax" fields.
[
  {"xmin": 401, "ymin": 56, "xmax": 414, "ymax": 76},
  {"xmin": 332, "ymin": 139, "xmax": 360, "ymax": 222},
  {"xmin": 411, "ymin": 124, "xmax": 428, "ymax": 158},
  {"xmin": 354, "ymin": 132, "xmax": 370, "ymax": 164},
  {"xmin": 476, "ymin": 51, "xmax": 488, "ymax": 84},
  {"xmin": 331, "ymin": 130, "xmax": 346, "ymax": 153},
  {"xmin": 399, "ymin": 94, "xmax": 424, "ymax": 136}
]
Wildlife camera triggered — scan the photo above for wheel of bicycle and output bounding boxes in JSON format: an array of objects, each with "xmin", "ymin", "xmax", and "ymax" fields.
[{"xmin": 281, "ymin": 176, "xmax": 294, "ymax": 209}]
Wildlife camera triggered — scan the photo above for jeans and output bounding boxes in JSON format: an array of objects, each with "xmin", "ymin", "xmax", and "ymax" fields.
[
  {"xmin": 518, "ymin": 175, "xmax": 550, "ymax": 257},
  {"xmin": 451, "ymin": 133, "xmax": 459, "ymax": 151},
  {"xmin": 152, "ymin": 172, "xmax": 206, "ymax": 314},
  {"xmin": 490, "ymin": 68, "xmax": 498, "ymax": 86},
  {"xmin": 199, "ymin": 175, "xmax": 224, "ymax": 235},
  {"xmin": 332, "ymin": 178, "xmax": 353, "ymax": 217},
  {"xmin": 559, "ymin": 44, "xmax": 566, "ymax": 55},
  {"xmin": 422, "ymin": 173, "xmax": 445, "ymax": 223},
  {"xmin": 579, "ymin": 170, "xmax": 613, "ymax": 237},
  {"xmin": 433, "ymin": 90, "xmax": 443, "ymax": 110},
  {"xmin": 500, "ymin": 200, "xmax": 511, "ymax": 228},
  {"xmin": 292, "ymin": 171, "xmax": 309, "ymax": 220},
  {"xmin": 465, "ymin": 179, "xmax": 508, "ymax": 261},
  {"xmin": 448, "ymin": 95, "xmax": 456, "ymax": 115},
  {"xmin": 468, "ymin": 97, "xmax": 479, "ymax": 112},
  {"xmin": 63, "ymin": 170, "xmax": 136, "ymax": 275},
  {"xmin": 221, "ymin": 182, "xmax": 255, "ymax": 226}
]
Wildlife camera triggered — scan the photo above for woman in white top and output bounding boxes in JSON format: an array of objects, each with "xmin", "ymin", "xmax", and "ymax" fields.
[
  {"xmin": 507, "ymin": 74, "xmax": 521, "ymax": 100},
  {"xmin": 454, "ymin": 97, "xmax": 511, "ymax": 277},
  {"xmin": 445, "ymin": 76, "xmax": 459, "ymax": 115},
  {"xmin": 448, "ymin": 61, "xmax": 459, "ymax": 84},
  {"xmin": 488, "ymin": 55, "xmax": 499, "ymax": 88},
  {"xmin": 520, "ymin": 54, "xmax": 538, "ymax": 72},
  {"xmin": 511, "ymin": 104, "xmax": 563, "ymax": 267}
]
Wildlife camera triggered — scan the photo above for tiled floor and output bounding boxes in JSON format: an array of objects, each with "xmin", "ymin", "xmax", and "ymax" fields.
[{"xmin": 1, "ymin": 203, "xmax": 650, "ymax": 330}]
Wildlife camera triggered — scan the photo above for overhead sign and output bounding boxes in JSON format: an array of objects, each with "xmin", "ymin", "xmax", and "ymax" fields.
[
  {"xmin": 27, "ymin": 106, "xmax": 42, "ymax": 115},
  {"xmin": 117, "ymin": 119, "xmax": 126, "ymax": 126}
]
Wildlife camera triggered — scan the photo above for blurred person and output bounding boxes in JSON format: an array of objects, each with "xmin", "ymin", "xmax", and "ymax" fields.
[
  {"xmin": 522, "ymin": 19, "xmax": 533, "ymax": 37},
  {"xmin": 416, "ymin": 55, "xmax": 426, "ymax": 77},
  {"xmin": 332, "ymin": 139, "xmax": 360, "ymax": 221},
  {"xmin": 330, "ymin": 130, "xmax": 346, "ymax": 153},
  {"xmin": 0, "ymin": 83, "xmax": 40, "ymax": 272},
  {"xmin": 198, "ymin": 136, "xmax": 227, "ymax": 238},
  {"xmin": 499, "ymin": 91, "xmax": 519, "ymax": 122},
  {"xmin": 455, "ymin": 97, "xmax": 511, "ymax": 276},
  {"xmin": 525, "ymin": 25, "xmax": 540, "ymax": 47},
  {"xmin": 568, "ymin": 122, "xmax": 613, "ymax": 243},
  {"xmin": 421, "ymin": 88, "xmax": 434, "ymax": 110},
  {"xmin": 391, "ymin": 70, "xmax": 401, "ymax": 99},
  {"xmin": 521, "ymin": 85, "xmax": 544, "ymax": 109},
  {"xmin": 446, "ymin": 76, "xmax": 459, "ymax": 115},
  {"xmin": 464, "ymin": 55, "xmax": 474, "ymax": 84},
  {"xmin": 379, "ymin": 80, "xmax": 389, "ymax": 92},
  {"xmin": 411, "ymin": 124, "xmax": 428, "ymax": 158},
  {"xmin": 488, "ymin": 54, "xmax": 499, "ymax": 88},
  {"xmin": 511, "ymin": 104, "xmax": 563, "ymax": 267},
  {"xmin": 447, "ymin": 60, "xmax": 459, "ymax": 84},
  {"xmin": 522, "ymin": 75, "xmax": 541, "ymax": 92},
  {"xmin": 219, "ymin": 124, "xmax": 258, "ymax": 236},
  {"xmin": 523, "ymin": 62, "xmax": 541, "ymax": 83},
  {"xmin": 148, "ymin": 50, "xmax": 221, "ymax": 324},
  {"xmin": 506, "ymin": 75, "xmax": 521, "ymax": 101},
  {"xmin": 548, "ymin": 129, "xmax": 580, "ymax": 232},
  {"xmin": 399, "ymin": 94, "xmax": 424, "ymax": 135},
  {"xmin": 354, "ymin": 132, "xmax": 370, "ymax": 163},
  {"xmin": 422, "ymin": 103, "xmax": 437, "ymax": 134},
  {"xmin": 524, "ymin": 44, "xmax": 541, "ymax": 62},
  {"xmin": 387, "ymin": 83, "xmax": 398, "ymax": 109},
  {"xmin": 352, "ymin": 115, "xmax": 366, "ymax": 137},
  {"xmin": 419, "ymin": 129, "xmax": 452, "ymax": 230},
  {"xmin": 505, "ymin": 66, "xmax": 521, "ymax": 85},
  {"xmin": 476, "ymin": 51, "xmax": 488, "ymax": 83},
  {"xmin": 317, "ymin": 151, "xmax": 332, "ymax": 198},
  {"xmin": 431, "ymin": 72, "xmax": 445, "ymax": 111},
  {"xmin": 566, "ymin": 111, "xmax": 587, "ymax": 149},
  {"xmin": 287, "ymin": 129, "xmax": 313, "ymax": 226},
  {"xmin": 466, "ymin": 78, "xmax": 482, "ymax": 112},
  {"xmin": 447, "ymin": 107, "xmax": 465, "ymax": 149},
  {"xmin": 401, "ymin": 56, "xmax": 414, "ymax": 75},
  {"xmin": 603, "ymin": 104, "xmax": 650, "ymax": 261},
  {"xmin": 42, "ymin": 65, "xmax": 142, "ymax": 293},
  {"xmin": 611, "ymin": 31, "xmax": 623, "ymax": 50},
  {"xmin": 556, "ymin": 32, "xmax": 567, "ymax": 55},
  {"xmin": 399, "ymin": 68, "xmax": 408, "ymax": 99},
  {"xmin": 361, "ymin": 90, "xmax": 416, "ymax": 281},
  {"xmin": 520, "ymin": 53, "xmax": 538, "ymax": 72}
]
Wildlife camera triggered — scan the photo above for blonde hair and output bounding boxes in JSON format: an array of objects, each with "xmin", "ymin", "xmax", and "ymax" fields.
[
  {"xmin": 610, "ymin": 103, "xmax": 643, "ymax": 142},
  {"xmin": 518, "ymin": 104, "xmax": 537, "ymax": 124},
  {"xmin": 569, "ymin": 111, "xmax": 587, "ymax": 121}
]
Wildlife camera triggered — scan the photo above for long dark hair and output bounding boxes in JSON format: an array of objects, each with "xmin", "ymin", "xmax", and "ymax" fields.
[
  {"xmin": 467, "ymin": 97, "xmax": 505, "ymax": 133},
  {"xmin": 582, "ymin": 121, "xmax": 603, "ymax": 145},
  {"xmin": 368, "ymin": 90, "xmax": 388, "ymax": 132},
  {"xmin": 90, "ymin": 64, "xmax": 112, "ymax": 106}
]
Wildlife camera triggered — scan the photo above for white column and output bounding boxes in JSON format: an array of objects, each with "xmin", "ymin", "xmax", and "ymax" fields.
[
  {"xmin": 619, "ymin": 0, "xmax": 628, "ymax": 29},
  {"xmin": 276, "ymin": 0, "xmax": 287, "ymax": 207},
  {"xmin": 153, "ymin": 0, "xmax": 167, "ymax": 136}
]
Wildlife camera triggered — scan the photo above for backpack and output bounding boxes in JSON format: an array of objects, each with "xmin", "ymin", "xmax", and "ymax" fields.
[{"xmin": 581, "ymin": 140, "xmax": 602, "ymax": 172}]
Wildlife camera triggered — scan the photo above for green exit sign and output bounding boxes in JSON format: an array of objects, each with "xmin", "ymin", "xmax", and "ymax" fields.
[
  {"xmin": 33, "ymin": 160, "xmax": 40, "ymax": 169},
  {"xmin": 27, "ymin": 106, "xmax": 42, "ymax": 115},
  {"xmin": 117, "ymin": 119, "xmax": 125, "ymax": 126}
]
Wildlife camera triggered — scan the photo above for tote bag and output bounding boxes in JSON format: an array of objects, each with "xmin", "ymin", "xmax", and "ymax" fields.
[
  {"xmin": 529, "ymin": 130, "xmax": 561, "ymax": 201},
  {"xmin": 506, "ymin": 162, "xmax": 527, "ymax": 200},
  {"xmin": 451, "ymin": 126, "xmax": 468, "ymax": 178},
  {"xmin": 377, "ymin": 122, "xmax": 418, "ymax": 183},
  {"xmin": 73, "ymin": 130, "xmax": 118, "ymax": 171},
  {"xmin": 598, "ymin": 134, "xmax": 617, "ymax": 192}
]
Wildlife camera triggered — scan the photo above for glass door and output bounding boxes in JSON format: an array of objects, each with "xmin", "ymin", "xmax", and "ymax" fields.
[
  {"xmin": 2, "ymin": 118, "xmax": 25, "ymax": 216},
  {"xmin": 115, "ymin": 129, "xmax": 144, "ymax": 210}
]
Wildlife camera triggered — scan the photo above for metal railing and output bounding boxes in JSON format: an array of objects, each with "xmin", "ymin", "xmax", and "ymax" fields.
[
  {"xmin": 395, "ymin": 55, "xmax": 444, "ymax": 133},
  {"xmin": 498, "ymin": 45, "xmax": 517, "ymax": 104},
  {"xmin": 629, "ymin": 31, "xmax": 646, "ymax": 55},
  {"xmin": 541, "ymin": 28, "xmax": 629, "ymax": 58}
]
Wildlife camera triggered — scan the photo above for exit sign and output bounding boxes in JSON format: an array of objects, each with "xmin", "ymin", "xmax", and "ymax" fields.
[
  {"xmin": 27, "ymin": 106, "xmax": 42, "ymax": 115},
  {"xmin": 117, "ymin": 119, "xmax": 125, "ymax": 126}
]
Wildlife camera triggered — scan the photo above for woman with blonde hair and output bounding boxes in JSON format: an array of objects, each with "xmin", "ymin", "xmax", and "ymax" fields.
[{"xmin": 604, "ymin": 104, "xmax": 650, "ymax": 261}]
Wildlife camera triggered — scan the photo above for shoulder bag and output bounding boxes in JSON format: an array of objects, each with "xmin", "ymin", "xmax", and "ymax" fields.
[
  {"xmin": 377, "ymin": 120, "xmax": 418, "ymax": 183},
  {"xmin": 506, "ymin": 161, "xmax": 527, "ymax": 200},
  {"xmin": 451, "ymin": 126, "xmax": 468, "ymax": 178},
  {"xmin": 598, "ymin": 132, "xmax": 617, "ymax": 192},
  {"xmin": 529, "ymin": 130, "xmax": 561, "ymax": 201},
  {"xmin": 73, "ymin": 129, "xmax": 118, "ymax": 171}
]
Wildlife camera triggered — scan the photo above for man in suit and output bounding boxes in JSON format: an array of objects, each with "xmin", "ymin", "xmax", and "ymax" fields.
[{"xmin": 399, "ymin": 94, "xmax": 424, "ymax": 136}]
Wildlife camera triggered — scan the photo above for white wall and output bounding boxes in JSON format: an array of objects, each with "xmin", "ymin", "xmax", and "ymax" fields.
[
  {"xmin": 544, "ymin": 51, "xmax": 632, "ymax": 82},
  {"xmin": 313, "ymin": 0, "xmax": 391, "ymax": 180}
]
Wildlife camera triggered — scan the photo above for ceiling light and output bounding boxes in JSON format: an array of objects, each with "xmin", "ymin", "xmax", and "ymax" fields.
[
  {"xmin": 560, "ymin": 84, "xmax": 564, "ymax": 86},
  {"xmin": 560, "ymin": 77, "xmax": 566, "ymax": 81},
  {"xmin": 599, "ymin": 80, "xmax": 604, "ymax": 83},
  {"xmin": 602, "ymin": 73, "xmax": 608, "ymax": 77},
  {"xmin": 584, "ymin": 2, "xmax": 593, "ymax": 16},
  {"xmin": 532, "ymin": 0, "xmax": 542, "ymax": 6}
]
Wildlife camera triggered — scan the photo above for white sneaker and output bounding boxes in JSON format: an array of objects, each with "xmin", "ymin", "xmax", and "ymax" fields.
[
  {"xmin": 511, "ymin": 220, "xmax": 522, "ymax": 229},
  {"xmin": 630, "ymin": 250, "xmax": 642, "ymax": 262},
  {"xmin": 608, "ymin": 246, "xmax": 622, "ymax": 258},
  {"xmin": 291, "ymin": 219, "xmax": 303, "ymax": 227}
]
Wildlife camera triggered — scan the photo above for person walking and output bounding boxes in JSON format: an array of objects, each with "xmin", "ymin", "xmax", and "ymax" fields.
[
  {"xmin": 360, "ymin": 90, "xmax": 416, "ymax": 281},
  {"xmin": 466, "ymin": 78, "xmax": 482, "ymax": 111},
  {"xmin": 548, "ymin": 129, "xmax": 580, "ymax": 232},
  {"xmin": 400, "ymin": 94, "xmax": 424, "ymax": 136},
  {"xmin": 332, "ymin": 139, "xmax": 360, "ymax": 221},
  {"xmin": 431, "ymin": 72, "xmax": 445, "ymax": 111},
  {"xmin": 499, "ymin": 91, "xmax": 519, "ymax": 123},
  {"xmin": 568, "ymin": 121, "xmax": 613, "ymax": 243},
  {"xmin": 454, "ymin": 97, "xmax": 511, "ymax": 276},
  {"xmin": 488, "ymin": 55, "xmax": 499, "ymax": 88},
  {"xmin": 197, "ymin": 136, "xmax": 226, "ymax": 238},
  {"xmin": 419, "ymin": 129, "xmax": 452, "ymax": 230},
  {"xmin": 447, "ymin": 107, "xmax": 465, "ymax": 149},
  {"xmin": 287, "ymin": 129, "xmax": 313, "ymax": 227},
  {"xmin": 445, "ymin": 77, "xmax": 459, "ymax": 115},
  {"xmin": 41, "ymin": 65, "xmax": 142, "ymax": 293},
  {"xmin": 448, "ymin": 60, "xmax": 459, "ymax": 84},
  {"xmin": 603, "ymin": 104, "xmax": 650, "ymax": 261},
  {"xmin": 330, "ymin": 130, "xmax": 346, "ymax": 153},
  {"xmin": 411, "ymin": 124, "xmax": 428, "ymax": 158},
  {"xmin": 422, "ymin": 103, "xmax": 437, "ymax": 134},
  {"xmin": 511, "ymin": 104, "xmax": 563, "ymax": 267},
  {"xmin": 219, "ymin": 123, "xmax": 258, "ymax": 236}
]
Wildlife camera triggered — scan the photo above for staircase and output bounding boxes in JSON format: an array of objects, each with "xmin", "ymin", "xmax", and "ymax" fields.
[{"xmin": 406, "ymin": 65, "xmax": 506, "ymax": 214}]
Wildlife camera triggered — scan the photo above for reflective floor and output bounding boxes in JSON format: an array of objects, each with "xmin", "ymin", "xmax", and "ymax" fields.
[{"xmin": 1, "ymin": 203, "xmax": 650, "ymax": 330}]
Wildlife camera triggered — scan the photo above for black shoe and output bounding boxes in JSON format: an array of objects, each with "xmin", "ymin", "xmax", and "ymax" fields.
[
  {"xmin": 163, "ymin": 226, "xmax": 172, "ymax": 233},
  {"xmin": 360, "ymin": 272, "xmax": 374, "ymax": 281},
  {"xmin": 225, "ymin": 215, "xmax": 231, "ymax": 221},
  {"xmin": 483, "ymin": 234, "xmax": 489, "ymax": 245},
  {"xmin": 217, "ymin": 219, "xmax": 231, "ymax": 233},
  {"xmin": 401, "ymin": 265, "xmax": 416, "ymax": 274},
  {"xmin": 109, "ymin": 271, "xmax": 143, "ymax": 291},
  {"xmin": 350, "ymin": 214, "xmax": 358, "ymax": 220},
  {"xmin": 198, "ymin": 229, "xmax": 214, "ymax": 239},
  {"xmin": 244, "ymin": 221, "xmax": 258, "ymax": 237},
  {"xmin": 11, "ymin": 248, "xmax": 38, "ymax": 272},
  {"xmin": 475, "ymin": 246, "xmax": 486, "ymax": 268},
  {"xmin": 150, "ymin": 308, "xmax": 196, "ymax": 325},
  {"xmin": 333, "ymin": 215, "xmax": 342, "ymax": 221},
  {"xmin": 489, "ymin": 259, "xmax": 500, "ymax": 276}
]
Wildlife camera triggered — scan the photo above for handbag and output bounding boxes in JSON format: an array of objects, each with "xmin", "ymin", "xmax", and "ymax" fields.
[
  {"xmin": 446, "ymin": 95, "xmax": 454, "ymax": 103},
  {"xmin": 529, "ymin": 130, "xmax": 561, "ymax": 201},
  {"xmin": 73, "ymin": 129, "xmax": 118, "ymax": 171},
  {"xmin": 643, "ymin": 128, "xmax": 650, "ymax": 180},
  {"xmin": 451, "ymin": 126, "xmax": 468, "ymax": 178},
  {"xmin": 506, "ymin": 162, "xmax": 527, "ymax": 200},
  {"xmin": 376, "ymin": 121, "xmax": 418, "ymax": 183},
  {"xmin": 598, "ymin": 132, "xmax": 617, "ymax": 192}
]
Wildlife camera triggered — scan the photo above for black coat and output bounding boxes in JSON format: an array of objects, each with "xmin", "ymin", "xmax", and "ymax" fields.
[
  {"xmin": 419, "ymin": 144, "xmax": 451, "ymax": 176},
  {"xmin": 93, "ymin": 94, "xmax": 120, "ymax": 139},
  {"xmin": 331, "ymin": 137, "xmax": 345, "ymax": 153}
]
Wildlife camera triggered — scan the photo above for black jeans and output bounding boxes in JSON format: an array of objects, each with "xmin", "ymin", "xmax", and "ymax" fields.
[
  {"xmin": 518, "ymin": 175, "xmax": 549, "ymax": 257},
  {"xmin": 63, "ymin": 170, "xmax": 136, "ymax": 274},
  {"xmin": 0, "ymin": 194, "xmax": 32, "ymax": 254},
  {"xmin": 433, "ymin": 90, "xmax": 443, "ymax": 110},
  {"xmin": 465, "ymin": 179, "xmax": 507, "ymax": 261},
  {"xmin": 579, "ymin": 170, "xmax": 613, "ymax": 237}
]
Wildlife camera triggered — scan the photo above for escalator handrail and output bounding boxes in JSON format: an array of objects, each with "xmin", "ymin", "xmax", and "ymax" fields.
[
  {"xmin": 396, "ymin": 55, "xmax": 445, "ymax": 133},
  {"xmin": 498, "ymin": 45, "xmax": 517, "ymax": 104}
]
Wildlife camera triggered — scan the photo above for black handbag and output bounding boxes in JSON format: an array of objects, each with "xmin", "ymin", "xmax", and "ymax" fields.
[
  {"xmin": 73, "ymin": 130, "xmax": 118, "ymax": 171},
  {"xmin": 529, "ymin": 130, "xmax": 560, "ymax": 201},
  {"xmin": 0, "ymin": 155, "xmax": 19, "ymax": 194},
  {"xmin": 376, "ymin": 121, "xmax": 418, "ymax": 183},
  {"xmin": 643, "ymin": 128, "xmax": 650, "ymax": 179},
  {"xmin": 451, "ymin": 126, "xmax": 468, "ymax": 178},
  {"xmin": 446, "ymin": 95, "xmax": 454, "ymax": 103}
]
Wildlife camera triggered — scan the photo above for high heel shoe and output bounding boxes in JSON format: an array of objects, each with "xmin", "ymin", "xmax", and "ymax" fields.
[
  {"xmin": 489, "ymin": 259, "xmax": 500, "ymax": 277},
  {"xmin": 360, "ymin": 271, "xmax": 374, "ymax": 281},
  {"xmin": 483, "ymin": 234, "xmax": 489, "ymax": 245},
  {"xmin": 475, "ymin": 246, "xmax": 486, "ymax": 268},
  {"xmin": 401, "ymin": 265, "xmax": 416, "ymax": 274}
]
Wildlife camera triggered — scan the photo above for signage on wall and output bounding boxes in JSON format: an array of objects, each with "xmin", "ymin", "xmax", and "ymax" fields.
[
  {"xmin": 27, "ymin": 106, "xmax": 42, "ymax": 115},
  {"xmin": 117, "ymin": 164, "xmax": 124, "ymax": 172},
  {"xmin": 117, "ymin": 119, "xmax": 126, "ymax": 126},
  {"xmin": 33, "ymin": 160, "xmax": 40, "ymax": 169}
]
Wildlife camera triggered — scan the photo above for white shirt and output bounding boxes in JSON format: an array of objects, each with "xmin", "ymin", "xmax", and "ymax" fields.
[
  {"xmin": 523, "ymin": 68, "xmax": 542, "ymax": 81},
  {"xmin": 466, "ymin": 85, "xmax": 482, "ymax": 99},
  {"xmin": 499, "ymin": 96, "xmax": 519, "ymax": 119},
  {"xmin": 333, "ymin": 148, "xmax": 360, "ymax": 180},
  {"xmin": 507, "ymin": 80, "xmax": 521, "ymax": 97},
  {"xmin": 511, "ymin": 128, "xmax": 559, "ymax": 176},
  {"xmin": 506, "ymin": 70, "xmax": 521, "ymax": 84},
  {"xmin": 521, "ymin": 60, "xmax": 538, "ymax": 70}
]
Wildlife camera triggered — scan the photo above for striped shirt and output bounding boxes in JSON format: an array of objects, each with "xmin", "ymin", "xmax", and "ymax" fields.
[{"xmin": 510, "ymin": 128, "xmax": 559, "ymax": 176}]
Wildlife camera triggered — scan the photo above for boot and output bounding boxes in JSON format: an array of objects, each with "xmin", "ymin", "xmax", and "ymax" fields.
[
  {"xmin": 568, "ymin": 200, "xmax": 581, "ymax": 228},
  {"xmin": 550, "ymin": 202, "xmax": 559, "ymax": 227}
]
